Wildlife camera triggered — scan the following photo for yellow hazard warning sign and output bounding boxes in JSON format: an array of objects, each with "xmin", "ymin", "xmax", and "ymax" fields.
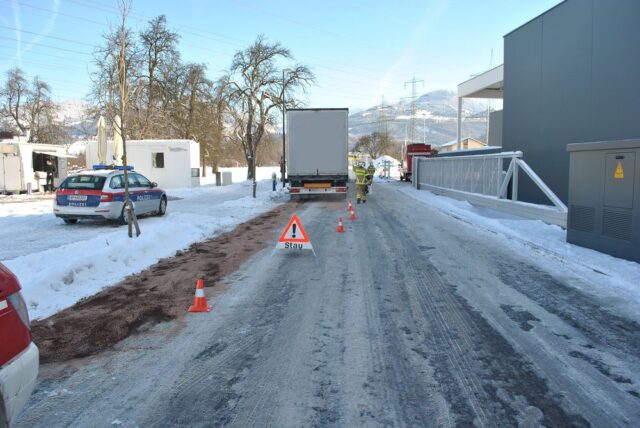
[{"xmin": 614, "ymin": 161, "xmax": 624, "ymax": 179}]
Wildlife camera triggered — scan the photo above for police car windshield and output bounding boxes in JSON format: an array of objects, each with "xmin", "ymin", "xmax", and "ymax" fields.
[{"xmin": 59, "ymin": 175, "xmax": 106, "ymax": 190}]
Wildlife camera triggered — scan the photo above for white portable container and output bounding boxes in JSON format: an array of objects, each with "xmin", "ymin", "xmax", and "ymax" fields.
[
  {"xmin": 0, "ymin": 141, "xmax": 69, "ymax": 193},
  {"xmin": 86, "ymin": 139, "xmax": 201, "ymax": 189}
]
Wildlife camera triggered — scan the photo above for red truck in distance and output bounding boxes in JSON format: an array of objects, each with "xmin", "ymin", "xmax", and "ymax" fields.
[{"xmin": 400, "ymin": 143, "xmax": 431, "ymax": 182}]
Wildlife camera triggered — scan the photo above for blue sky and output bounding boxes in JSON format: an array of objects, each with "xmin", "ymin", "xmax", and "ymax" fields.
[{"xmin": 0, "ymin": 0, "xmax": 561, "ymax": 109}]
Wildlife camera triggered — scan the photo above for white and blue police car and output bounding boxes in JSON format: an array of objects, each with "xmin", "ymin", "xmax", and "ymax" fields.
[{"xmin": 54, "ymin": 166, "xmax": 167, "ymax": 224}]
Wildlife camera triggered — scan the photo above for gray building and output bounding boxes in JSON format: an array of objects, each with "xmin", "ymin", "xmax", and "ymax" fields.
[{"xmin": 502, "ymin": 0, "xmax": 640, "ymax": 204}]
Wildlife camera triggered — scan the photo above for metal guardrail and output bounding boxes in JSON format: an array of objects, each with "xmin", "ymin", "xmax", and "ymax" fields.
[{"xmin": 413, "ymin": 151, "xmax": 568, "ymax": 227}]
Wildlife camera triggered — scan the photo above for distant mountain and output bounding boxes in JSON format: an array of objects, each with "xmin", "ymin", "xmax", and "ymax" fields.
[
  {"xmin": 56, "ymin": 99, "xmax": 95, "ymax": 138},
  {"xmin": 349, "ymin": 90, "xmax": 492, "ymax": 148}
]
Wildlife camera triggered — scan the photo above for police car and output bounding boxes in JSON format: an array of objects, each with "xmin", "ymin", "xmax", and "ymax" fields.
[{"xmin": 54, "ymin": 166, "xmax": 167, "ymax": 224}]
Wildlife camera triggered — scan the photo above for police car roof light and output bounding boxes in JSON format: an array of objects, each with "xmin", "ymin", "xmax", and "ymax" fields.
[{"xmin": 92, "ymin": 164, "xmax": 134, "ymax": 171}]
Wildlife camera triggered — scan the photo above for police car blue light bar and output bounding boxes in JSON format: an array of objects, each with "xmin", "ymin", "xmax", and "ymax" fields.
[{"xmin": 92, "ymin": 165, "xmax": 134, "ymax": 171}]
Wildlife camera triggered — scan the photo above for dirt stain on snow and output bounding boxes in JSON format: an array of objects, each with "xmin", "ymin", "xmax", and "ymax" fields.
[{"xmin": 31, "ymin": 202, "xmax": 298, "ymax": 363}]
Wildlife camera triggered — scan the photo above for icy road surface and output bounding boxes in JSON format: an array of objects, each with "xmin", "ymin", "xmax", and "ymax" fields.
[{"xmin": 16, "ymin": 181, "xmax": 640, "ymax": 426}]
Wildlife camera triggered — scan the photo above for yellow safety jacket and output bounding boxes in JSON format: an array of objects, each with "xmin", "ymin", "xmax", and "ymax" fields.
[
  {"xmin": 355, "ymin": 166, "xmax": 368, "ymax": 185},
  {"xmin": 367, "ymin": 165, "xmax": 375, "ymax": 183}
]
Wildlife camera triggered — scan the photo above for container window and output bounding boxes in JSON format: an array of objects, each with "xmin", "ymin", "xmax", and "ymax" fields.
[
  {"xmin": 191, "ymin": 168, "xmax": 200, "ymax": 178},
  {"xmin": 152, "ymin": 153, "xmax": 165, "ymax": 168}
]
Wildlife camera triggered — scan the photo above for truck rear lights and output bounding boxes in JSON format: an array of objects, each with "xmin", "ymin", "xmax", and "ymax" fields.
[
  {"xmin": 289, "ymin": 188, "xmax": 300, "ymax": 193},
  {"xmin": 336, "ymin": 187, "xmax": 347, "ymax": 193},
  {"xmin": 7, "ymin": 291, "xmax": 30, "ymax": 329}
]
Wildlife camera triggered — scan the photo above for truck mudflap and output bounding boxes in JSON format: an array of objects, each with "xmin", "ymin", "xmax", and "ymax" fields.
[{"xmin": 289, "ymin": 187, "xmax": 347, "ymax": 194}]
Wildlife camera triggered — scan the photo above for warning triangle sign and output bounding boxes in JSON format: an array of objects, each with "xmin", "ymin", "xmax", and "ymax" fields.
[
  {"xmin": 278, "ymin": 214, "xmax": 310, "ymax": 243},
  {"xmin": 276, "ymin": 214, "xmax": 314, "ymax": 253},
  {"xmin": 614, "ymin": 161, "xmax": 624, "ymax": 179}
]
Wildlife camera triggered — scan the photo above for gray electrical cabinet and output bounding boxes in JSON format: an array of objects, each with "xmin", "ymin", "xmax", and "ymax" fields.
[{"xmin": 566, "ymin": 140, "xmax": 639, "ymax": 262}]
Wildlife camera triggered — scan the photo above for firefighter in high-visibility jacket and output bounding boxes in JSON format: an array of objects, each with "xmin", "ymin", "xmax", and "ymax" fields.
[
  {"xmin": 354, "ymin": 162, "xmax": 368, "ymax": 203},
  {"xmin": 366, "ymin": 162, "xmax": 376, "ymax": 194}
]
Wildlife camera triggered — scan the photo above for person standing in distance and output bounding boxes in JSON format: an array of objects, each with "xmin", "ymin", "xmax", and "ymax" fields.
[{"xmin": 45, "ymin": 158, "xmax": 57, "ymax": 193}]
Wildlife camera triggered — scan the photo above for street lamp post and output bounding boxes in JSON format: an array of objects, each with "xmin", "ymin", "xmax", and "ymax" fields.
[{"xmin": 281, "ymin": 68, "xmax": 292, "ymax": 189}]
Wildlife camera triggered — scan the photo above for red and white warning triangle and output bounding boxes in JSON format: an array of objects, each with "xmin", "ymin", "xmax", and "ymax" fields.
[{"xmin": 276, "ymin": 214, "xmax": 315, "ymax": 254}]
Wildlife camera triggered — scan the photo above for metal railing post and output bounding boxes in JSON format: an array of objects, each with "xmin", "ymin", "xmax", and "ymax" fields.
[{"xmin": 511, "ymin": 155, "xmax": 518, "ymax": 201}]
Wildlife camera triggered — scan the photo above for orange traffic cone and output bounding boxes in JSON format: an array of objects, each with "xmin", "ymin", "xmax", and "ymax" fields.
[
  {"xmin": 336, "ymin": 217, "xmax": 345, "ymax": 233},
  {"xmin": 188, "ymin": 279, "xmax": 211, "ymax": 313},
  {"xmin": 348, "ymin": 201, "xmax": 353, "ymax": 211},
  {"xmin": 349, "ymin": 209, "xmax": 357, "ymax": 221}
]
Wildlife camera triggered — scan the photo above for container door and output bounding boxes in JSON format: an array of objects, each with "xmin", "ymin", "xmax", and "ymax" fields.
[
  {"xmin": 604, "ymin": 152, "xmax": 635, "ymax": 209},
  {"xmin": 603, "ymin": 152, "xmax": 635, "ymax": 241}
]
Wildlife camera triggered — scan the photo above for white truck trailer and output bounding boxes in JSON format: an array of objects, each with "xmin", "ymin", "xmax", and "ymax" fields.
[{"xmin": 287, "ymin": 108, "xmax": 349, "ymax": 198}]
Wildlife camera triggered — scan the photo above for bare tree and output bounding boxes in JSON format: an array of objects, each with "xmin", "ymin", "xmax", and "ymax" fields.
[
  {"xmin": 26, "ymin": 77, "xmax": 62, "ymax": 143},
  {"xmin": 354, "ymin": 131, "xmax": 396, "ymax": 160},
  {"xmin": 0, "ymin": 69, "xmax": 67, "ymax": 144},
  {"xmin": 0, "ymin": 68, "xmax": 30, "ymax": 134},
  {"xmin": 89, "ymin": 14, "xmax": 140, "ymax": 134},
  {"xmin": 224, "ymin": 35, "xmax": 314, "ymax": 197},
  {"xmin": 139, "ymin": 15, "xmax": 179, "ymax": 138}
]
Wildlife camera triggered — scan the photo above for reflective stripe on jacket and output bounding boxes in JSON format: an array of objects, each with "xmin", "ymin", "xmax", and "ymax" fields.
[{"xmin": 355, "ymin": 166, "xmax": 368, "ymax": 185}]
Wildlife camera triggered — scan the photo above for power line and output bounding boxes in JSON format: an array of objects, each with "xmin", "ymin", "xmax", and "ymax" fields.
[
  {"xmin": 7, "ymin": 0, "xmax": 402, "ymax": 90},
  {"xmin": 1, "ymin": 7, "xmax": 412, "ymax": 105},
  {"xmin": 234, "ymin": 0, "xmax": 342, "ymax": 39},
  {"xmin": 2, "ymin": 0, "xmax": 107, "ymax": 27},
  {"xmin": 0, "ymin": 36, "xmax": 92, "ymax": 55},
  {"xmin": 0, "ymin": 25, "xmax": 95, "ymax": 47},
  {"xmin": 62, "ymin": 0, "xmax": 399, "ymax": 83},
  {"xmin": 0, "ymin": 56, "xmax": 89, "ymax": 78},
  {"xmin": 0, "ymin": 45, "xmax": 83, "ymax": 63},
  {"xmin": 403, "ymin": 77, "xmax": 424, "ymax": 144}
]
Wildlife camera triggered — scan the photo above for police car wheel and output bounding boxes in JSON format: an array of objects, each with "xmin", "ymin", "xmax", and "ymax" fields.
[
  {"xmin": 63, "ymin": 218, "xmax": 78, "ymax": 224},
  {"xmin": 157, "ymin": 196, "xmax": 167, "ymax": 216}
]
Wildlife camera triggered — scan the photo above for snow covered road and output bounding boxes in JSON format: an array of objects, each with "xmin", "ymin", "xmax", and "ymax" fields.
[
  {"xmin": 15, "ymin": 181, "xmax": 640, "ymax": 426},
  {"xmin": 0, "ymin": 180, "xmax": 286, "ymax": 319}
]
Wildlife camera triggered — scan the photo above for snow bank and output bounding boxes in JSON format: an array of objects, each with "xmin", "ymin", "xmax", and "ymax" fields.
[
  {"xmin": 399, "ymin": 185, "xmax": 640, "ymax": 311},
  {"xmin": 199, "ymin": 166, "xmax": 281, "ymax": 185},
  {"xmin": 374, "ymin": 155, "xmax": 401, "ymax": 178},
  {"xmin": 2, "ymin": 180, "xmax": 287, "ymax": 319}
]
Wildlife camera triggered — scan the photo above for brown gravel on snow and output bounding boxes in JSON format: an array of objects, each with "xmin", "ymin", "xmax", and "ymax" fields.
[{"xmin": 31, "ymin": 202, "xmax": 298, "ymax": 363}]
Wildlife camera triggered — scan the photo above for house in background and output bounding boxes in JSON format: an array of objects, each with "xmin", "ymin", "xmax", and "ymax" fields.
[{"xmin": 438, "ymin": 138, "xmax": 487, "ymax": 153}]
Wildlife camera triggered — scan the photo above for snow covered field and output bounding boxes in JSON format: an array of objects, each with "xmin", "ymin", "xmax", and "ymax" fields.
[
  {"xmin": 400, "ymin": 184, "xmax": 640, "ymax": 315},
  {"xmin": 199, "ymin": 166, "xmax": 281, "ymax": 186},
  {"xmin": 1, "ymin": 173, "xmax": 286, "ymax": 320}
]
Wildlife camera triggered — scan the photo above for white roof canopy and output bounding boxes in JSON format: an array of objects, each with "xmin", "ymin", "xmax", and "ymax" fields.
[
  {"xmin": 456, "ymin": 64, "xmax": 504, "ymax": 150},
  {"xmin": 458, "ymin": 64, "xmax": 504, "ymax": 99}
]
